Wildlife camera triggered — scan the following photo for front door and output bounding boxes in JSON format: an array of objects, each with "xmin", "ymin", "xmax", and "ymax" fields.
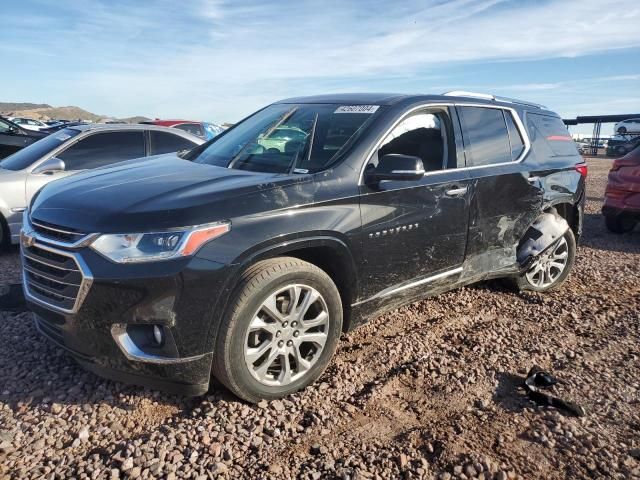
[{"xmin": 358, "ymin": 106, "xmax": 471, "ymax": 301}]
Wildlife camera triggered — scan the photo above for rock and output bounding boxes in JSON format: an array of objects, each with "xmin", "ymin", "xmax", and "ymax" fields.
[
  {"xmin": 268, "ymin": 464, "xmax": 283, "ymax": 475},
  {"xmin": 77, "ymin": 427, "xmax": 90, "ymax": 441},
  {"xmin": 399, "ymin": 453, "xmax": 408, "ymax": 468},
  {"xmin": 50, "ymin": 403, "xmax": 63, "ymax": 414}
]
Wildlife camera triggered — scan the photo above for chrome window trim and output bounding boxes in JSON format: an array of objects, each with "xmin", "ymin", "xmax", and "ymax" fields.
[
  {"xmin": 358, "ymin": 102, "xmax": 532, "ymax": 185},
  {"xmin": 21, "ymin": 240, "xmax": 94, "ymax": 315},
  {"xmin": 110, "ymin": 324, "xmax": 208, "ymax": 364}
]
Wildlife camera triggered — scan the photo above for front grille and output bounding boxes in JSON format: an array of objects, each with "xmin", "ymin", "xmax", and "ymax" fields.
[
  {"xmin": 30, "ymin": 219, "xmax": 89, "ymax": 246},
  {"xmin": 22, "ymin": 243, "xmax": 92, "ymax": 314}
]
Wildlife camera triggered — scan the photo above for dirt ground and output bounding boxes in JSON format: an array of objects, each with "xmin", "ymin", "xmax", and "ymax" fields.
[{"xmin": 0, "ymin": 157, "xmax": 638, "ymax": 479}]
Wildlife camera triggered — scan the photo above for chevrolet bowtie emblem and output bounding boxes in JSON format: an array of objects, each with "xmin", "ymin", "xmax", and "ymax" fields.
[{"xmin": 20, "ymin": 230, "xmax": 36, "ymax": 248}]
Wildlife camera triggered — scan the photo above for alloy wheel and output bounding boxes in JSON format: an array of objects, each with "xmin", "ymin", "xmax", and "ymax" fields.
[
  {"xmin": 244, "ymin": 284, "xmax": 329, "ymax": 386},
  {"xmin": 525, "ymin": 237, "xmax": 569, "ymax": 288}
]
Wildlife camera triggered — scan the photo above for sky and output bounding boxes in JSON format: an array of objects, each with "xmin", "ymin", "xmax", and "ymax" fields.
[{"xmin": 2, "ymin": 0, "xmax": 640, "ymax": 135}]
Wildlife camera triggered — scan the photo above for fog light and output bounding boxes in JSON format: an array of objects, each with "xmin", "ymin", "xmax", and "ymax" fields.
[{"xmin": 153, "ymin": 325, "xmax": 163, "ymax": 345}]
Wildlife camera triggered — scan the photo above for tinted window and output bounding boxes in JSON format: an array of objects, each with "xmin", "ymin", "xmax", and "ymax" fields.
[
  {"xmin": 175, "ymin": 123, "xmax": 204, "ymax": 138},
  {"xmin": 58, "ymin": 131, "xmax": 145, "ymax": 170},
  {"xmin": 504, "ymin": 111, "xmax": 525, "ymax": 160},
  {"xmin": 0, "ymin": 128, "xmax": 81, "ymax": 171},
  {"xmin": 458, "ymin": 106, "xmax": 511, "ymax": 166},
  {"xmin": 376, "ymin": 111, "xmax": 447, "ymax": 172},
  {"xmin": 528, "ymin": 113, "xmax": 577, "ymax": 156},
  {"xmin": 149, "ymin": 131, "xmax": 199, "ymax": 155}
]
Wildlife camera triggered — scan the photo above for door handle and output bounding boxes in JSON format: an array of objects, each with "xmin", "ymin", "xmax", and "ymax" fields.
[{"xmin": 445, "ymin": 186, "xmax": 468, "ymax": 197}]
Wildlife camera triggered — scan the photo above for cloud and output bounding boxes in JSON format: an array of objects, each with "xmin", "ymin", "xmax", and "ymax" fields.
[{"xmin": 2, "ymin": 0, "xmax": 640, "ymax": 120}]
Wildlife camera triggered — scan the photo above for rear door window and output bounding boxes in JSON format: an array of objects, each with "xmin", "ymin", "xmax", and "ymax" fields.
[
  {"xmin": 58, "ymin": 131, "xmax": 145, "ymax": 170},
  {"xmin": 149, "ymin": 131, "xmax": 199, "ymax": 155},
  {"xmin": 528, "ymin": 113, "xmax": 577, "ymax": 156},
  {"xmin": 457, "ymin": 106, "xmax": 512, "ymax": 167}
]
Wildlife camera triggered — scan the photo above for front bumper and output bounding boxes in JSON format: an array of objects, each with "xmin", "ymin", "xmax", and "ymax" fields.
[{"xmin": 23, "ymin": 236, "xmax": 232, "ymax": 396}]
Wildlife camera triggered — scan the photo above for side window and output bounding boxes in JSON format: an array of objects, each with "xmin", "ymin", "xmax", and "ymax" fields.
[
  {"xmin": 175, "ymin": 123, "xmax": 204, "ymax": 138},
  {"xmin": 149, "ymin": 131, "xmax": 198, "ymax": 155},
  {"xmin": 458, "ymin": 106, "xmax": 512, "ymax": 166},
  {"xmin": 504, "ymin": 111, "xmax": 525, "ymax": 160},
  {"xmin": 58, "ymin": 131, "xmax": 145, "ymax": 170},
  {"xmin": 376, "ymin": 110, "xmax": 449, "ymax": 172}
]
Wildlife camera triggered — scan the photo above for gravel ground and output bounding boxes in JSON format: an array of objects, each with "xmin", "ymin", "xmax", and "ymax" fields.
[{"xmin": 1, "ymin": 157, "xmax": 639, "ymax": 480}]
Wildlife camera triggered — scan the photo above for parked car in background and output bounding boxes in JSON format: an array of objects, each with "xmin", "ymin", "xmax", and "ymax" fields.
[
  {"xmin": 614, "ymin": 118, "xmax": 640, "ymax": 135},
  {"xmin": 7, "ymin": 117, "xmax": 50, "ymax": 132},
  {"xmin": 0, "ymin": 124, "xmax": 203, "ymax": 246},
  {"xmin": 0, "ymin": 116, "xmax": 48, "ymax": 159},
  {"xmin": 606, "ymin": 135, "xmax": 640, "ymax": 157},
  {"xmin": 257, "ymin": 126, "xmax": 308, "ymax": 152},
  {"xmin": 141, "ymin": 119, "xmax": 224, "ymax": 140},
  {"xmin": 23, "ymin": 92, "xmax": 585, "ymax": 401},
  {"xmin": 603, "ymin": 145, "xmax": 640, "ymax": 233}
]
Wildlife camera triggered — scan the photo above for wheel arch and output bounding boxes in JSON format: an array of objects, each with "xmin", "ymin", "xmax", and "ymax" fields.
[{"xmin": 213, "ymin": 235, "xmax": 359, "ymax": 344}]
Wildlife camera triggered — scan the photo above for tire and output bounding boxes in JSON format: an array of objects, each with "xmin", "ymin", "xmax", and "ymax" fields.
[
  {"xmin": 605, "ymin": 214, "xmax": 636, "ymax": 234},
  {"xmin": 513, "ymin": 228, "xmax": 576, "ymax": 293},
  {"xmin": 212, "ymin": 257, "xmax": 343, "ymax": 402},
  {"xmin": 0, "ymin": 215, "xmax": 9, "ymax": 251},
  {"xmin": 618, "ymin": 126, "xmax": 627, "ymax": 134}
]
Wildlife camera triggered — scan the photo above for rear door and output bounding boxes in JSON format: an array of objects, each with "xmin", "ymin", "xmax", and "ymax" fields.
[
  {"xmin": 456, "ymin": 105, "xmax": 542, "ymax": 276},
  {"xmin": 25, "ymin": 130, "xmax": 146, "ymax": 200},
  {"xmin": 359, "ymin": 105, "xmax": 471, "ymax": 301}
]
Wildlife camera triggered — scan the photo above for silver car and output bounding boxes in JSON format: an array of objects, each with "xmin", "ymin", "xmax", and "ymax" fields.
[{"xmin": 0, "ymin": 124, "xmax": 204, "ymax": 245}]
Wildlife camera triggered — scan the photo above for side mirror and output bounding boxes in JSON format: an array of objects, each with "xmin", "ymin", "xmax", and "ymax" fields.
[
  {"xmin": 7, "ymin": 126, "xmax": 19, "ymax": 134},
  {"xmin": 368, "ymin": 154, "xmax": 425, "ymax": 182},
  {"xmin": 32, "ymin": 157, "xmax": 66, "ymax": 175}
]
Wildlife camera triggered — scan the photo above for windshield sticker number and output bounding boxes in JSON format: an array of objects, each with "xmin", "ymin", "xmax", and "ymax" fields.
[{"xmin": 334, "ymin": 105, "xmax": 379, "ymax": 114}]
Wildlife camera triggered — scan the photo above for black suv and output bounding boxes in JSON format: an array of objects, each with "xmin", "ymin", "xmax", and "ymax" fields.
[{"xmin": 22, "ymin": 92, "xmax": 586, "ymax": 402}]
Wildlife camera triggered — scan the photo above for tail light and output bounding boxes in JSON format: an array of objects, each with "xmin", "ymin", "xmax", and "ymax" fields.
[{"xmin": 575, "ymin": 163, "xmax": 588, "ymax": 178}]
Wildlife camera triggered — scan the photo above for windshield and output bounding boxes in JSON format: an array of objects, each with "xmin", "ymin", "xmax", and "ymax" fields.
[
  {"xmin": 0, "ymin": 128, "xmax": 80, "ymax": 171},
  {"xmin": 192, "ymin": 103, "xmax": 381, "ymax": 173}
]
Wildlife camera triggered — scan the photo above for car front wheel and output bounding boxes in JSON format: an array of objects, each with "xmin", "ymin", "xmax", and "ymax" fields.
[{"xmin": 212, "ymin": 257, "xmax": 343, "ymax": 402}]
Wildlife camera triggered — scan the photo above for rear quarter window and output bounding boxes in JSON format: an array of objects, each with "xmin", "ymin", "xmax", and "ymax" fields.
[{"xmin": 527, "ymin": 113, "xmax": 578, "ymax": 156}]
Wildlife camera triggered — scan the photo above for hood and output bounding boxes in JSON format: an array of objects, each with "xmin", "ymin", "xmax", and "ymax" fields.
[{"xmin": 30, "ymin": 154, "xmax": 310, "ymax": 233}]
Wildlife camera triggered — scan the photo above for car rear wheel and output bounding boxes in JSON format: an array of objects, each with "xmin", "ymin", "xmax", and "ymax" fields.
[
  {"xmin": 514, "ymin": 229, "xmax": 576, "ymax": 292},
  {"xmin": 212, "ymin": 257, "xmax": 342, "ymax": 402},
  {"xmin": 605, "ymin": 214, "xmax": 636, "ymax": 234}
]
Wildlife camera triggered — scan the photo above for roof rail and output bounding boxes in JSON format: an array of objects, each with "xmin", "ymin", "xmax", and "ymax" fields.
[
  {"xmin": 494, "ymin": 95, "xmax": 548, "ymax": 110},
  {"xmin": 442, "ymin": 90, "xmax": 547, "ymax": 110},
  {"xmin": 442, "ymin": 90, "xmax": 495, "ymax": 100}
]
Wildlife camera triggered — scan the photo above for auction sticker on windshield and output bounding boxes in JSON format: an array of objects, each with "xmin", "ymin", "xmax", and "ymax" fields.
[{"xmin": 334, "ymin": 105, "xmax": 379, "ymax": 114}]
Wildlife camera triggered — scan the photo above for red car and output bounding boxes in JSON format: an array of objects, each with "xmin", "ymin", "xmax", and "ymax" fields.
[{"xmin": 603, "ymin": 144, "xmax": 640, "ymax": 233}]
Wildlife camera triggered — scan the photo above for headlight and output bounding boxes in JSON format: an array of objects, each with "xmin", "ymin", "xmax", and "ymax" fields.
[{"xmin": 90, "ymin": 221, "xmax": 230, "ymax": 263}]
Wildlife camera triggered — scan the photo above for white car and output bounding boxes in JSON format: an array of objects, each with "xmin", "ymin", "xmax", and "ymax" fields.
[
  {"xmin": 7, "ymin": 117, "xmax": 50, "ymax": 132},
  {"xmin": 614, "ymin": 118, "xmax": 640, "ymax": 135}
]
